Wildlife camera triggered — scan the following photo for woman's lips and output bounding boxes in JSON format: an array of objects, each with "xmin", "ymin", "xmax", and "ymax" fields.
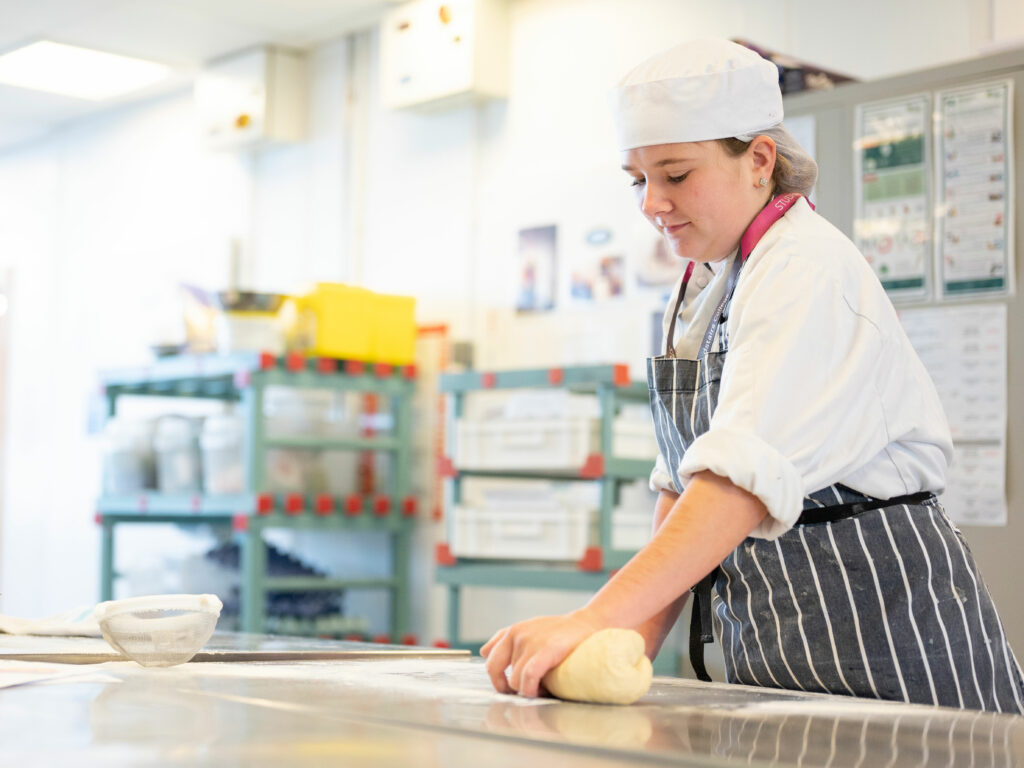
[{"xmin": 663, "ymin": 222, "xmax": 689, "ymax": 234}]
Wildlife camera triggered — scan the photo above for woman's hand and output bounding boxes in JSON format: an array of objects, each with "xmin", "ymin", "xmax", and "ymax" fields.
[{"xmin": 480, "ymin": 609, "xmax": 603, "ymax": 697}]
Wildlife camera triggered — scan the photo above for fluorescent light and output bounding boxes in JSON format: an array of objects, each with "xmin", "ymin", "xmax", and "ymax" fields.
[{"xmin": 0, "ymin": 41, "xmax": 170, "ymax": 101}]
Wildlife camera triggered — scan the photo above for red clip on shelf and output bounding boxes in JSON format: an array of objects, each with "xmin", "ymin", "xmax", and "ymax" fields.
[
  {"xmin": 401, "ymin": 497, "xmax": 417, "ymax": 517},
  {"xmin": 344, "ymin": 495, "xmax": 363, "ymax": 516},
  {"xmin": 579, "ymin": 454, "xmax": 605, "ymax": 478},
  {"xmin": 316, "ymin": 357, "xmax": 337, "ymax": 374},
  {"xmin": 314, "ymin": 494, "xmax": 334, "ymax": 516},
  {"xmin": 577, "ymin": 546, "xmax": 603, "ymax": 572},
  {"xmin": 435, "ymin": 543, "xmax": 456, "ymax": 566},
  {"xmin": 373, "ymin": 495, "xmax": 391, "ymax": 517}
]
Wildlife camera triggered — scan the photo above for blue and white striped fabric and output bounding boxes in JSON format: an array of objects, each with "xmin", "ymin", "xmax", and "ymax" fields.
[
  {"xmin": 647, "ymin": 273, "xmax": 1024, "ymax": 713},
  {"xmin": 712, "ymin": 498, "xmax": 1024, "ymax": 712}
]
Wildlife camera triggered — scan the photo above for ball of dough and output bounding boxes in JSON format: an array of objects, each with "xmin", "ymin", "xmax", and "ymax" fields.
[{"xmin": 541, "ymin": 628, "xmax": 653, "ymax": 705}]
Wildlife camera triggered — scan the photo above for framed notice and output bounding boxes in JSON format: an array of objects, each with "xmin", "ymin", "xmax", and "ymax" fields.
[
  {"xmin": 933, "ymin": 79, "xmax": 1015, "ymax": 298},
  {"xmin": 854, "ymin": 94, "xmax": 932, "ymax": 301}
]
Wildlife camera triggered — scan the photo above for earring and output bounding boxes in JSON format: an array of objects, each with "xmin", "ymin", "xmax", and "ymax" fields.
[{"xmin": 759, "ymin": 177, "xmax": 769, "ymax": 187}]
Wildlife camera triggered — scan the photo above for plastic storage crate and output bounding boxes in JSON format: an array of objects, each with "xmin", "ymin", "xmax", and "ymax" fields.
[
  {"xmin": 611, "ymin": 509, "xmax": 653, "ymax": 550},
  {"xmin": 454, "ymin": 418, "xmax": 600, "ymax": 471},
  {"xmin": 611, "ymin": 417, "xmax": 659, "ymax": 461},
  {"xmin": 450, "ymin": 501, "xmax": 590, "ymax": 561}
]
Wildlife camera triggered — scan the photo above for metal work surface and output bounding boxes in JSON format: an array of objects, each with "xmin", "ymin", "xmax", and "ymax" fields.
[
  {"xmin": 0, "ymin": 632, "xmax": 470, "ymax": 664},
  {"xmin": 1, "ymin": 637, "xmax": 1021, "ymax": 767}
]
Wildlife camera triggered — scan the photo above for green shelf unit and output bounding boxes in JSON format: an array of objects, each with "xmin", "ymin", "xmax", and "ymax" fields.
[
  {"xmin": 434, "ymin": 363, "xmax": 658, "ymax": 652},
  {"xmin": 95, "ymin": 351, "xmax": 418, "ymax": 639}
]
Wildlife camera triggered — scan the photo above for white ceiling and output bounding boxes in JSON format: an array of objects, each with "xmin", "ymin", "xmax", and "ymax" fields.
[{"xmin": 0, "ymin": 0, "xmax": 402, "ymax": 147}]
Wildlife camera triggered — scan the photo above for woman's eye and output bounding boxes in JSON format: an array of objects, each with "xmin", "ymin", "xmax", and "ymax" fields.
[
  {"xmin": 629, "ymin": 177, "xmax": 645, "ymax": 188},
  {"xmin": 667, "ymin": 173, "xmax": 689, "ymax": 184}
]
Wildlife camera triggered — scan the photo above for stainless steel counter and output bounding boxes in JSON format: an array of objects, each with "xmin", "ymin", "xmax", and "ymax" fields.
[
  {"xmin": 1, "ymin": 635, "xmax": 1021, "ymax": 767},
  {"xmin": 0, "ymin": 631, "xmax": 472, "ymax": 663}
]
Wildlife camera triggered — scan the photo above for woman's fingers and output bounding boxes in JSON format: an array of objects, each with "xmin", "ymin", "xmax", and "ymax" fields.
[
  {"xmin": 480, "ymin": 627, "xmax": 506, "ymax": 658},
  {"xmin": 515, "ymin": 643, "xmax": 565, "ymax": 698},
  {"xmin": 483, "ymin": 630, "xmax": 515, "ymax": 694}
]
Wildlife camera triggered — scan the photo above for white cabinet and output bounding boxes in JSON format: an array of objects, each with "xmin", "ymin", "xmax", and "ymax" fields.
[
  {"xmin": 194, "ymin": 47, "xmax": 306, "ymax": 150},
  {"xmin": 380, "ymin": 0, "xmax": 508, "ymax": 109}
]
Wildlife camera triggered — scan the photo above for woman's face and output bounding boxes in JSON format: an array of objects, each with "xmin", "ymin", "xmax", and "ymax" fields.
[{"xmin": 622, "ymin": 140, "xmax": 768, "ymax": 263}]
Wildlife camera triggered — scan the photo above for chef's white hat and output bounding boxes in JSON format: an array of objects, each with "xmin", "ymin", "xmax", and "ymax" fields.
[{"xmin": 612, "ymin": 39, "xmax": 783, "ymax": 151}]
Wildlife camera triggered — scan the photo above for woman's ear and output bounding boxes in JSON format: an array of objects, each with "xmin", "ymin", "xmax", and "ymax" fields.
[{"xmin": 748, "ymin": 135, "xmax": 777, "ymax": 186}]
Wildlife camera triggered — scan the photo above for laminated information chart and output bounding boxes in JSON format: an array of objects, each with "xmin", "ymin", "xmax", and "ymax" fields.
[
  {"xmin": 934, "ymin": 79, "xmax": 1015, "ymax": 298},
  {"xmin": 854, "ymin": 94, "xmax": 932, "ymax": 301},
  {"xmin": 899, "ymin": 304, "xmax": 1007, "ymax": 525}
]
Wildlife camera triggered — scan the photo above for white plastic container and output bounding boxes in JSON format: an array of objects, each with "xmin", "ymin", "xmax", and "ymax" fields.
[
  {"xmin": 450, "ymin": 501, "xmax": 590, "ymax": 562},
  {"xmin": 454, "ymin": 417, "xmax": 600, "ymax": 472},
  {"xmin": 612, "ymin": 479, "xmax": 657, "ymax": 550},
  {"xmin": 214, "ymin": 312, "xmax": 285, "ymax": 355},
  {"xmin": 612, "ymin": 417, "xmax": 660, "ymax": 460},
  {"xmin": 612, "ymin": 509, "xmax": 653, "ymax": 550},
  {"xmin": 200, "ymin": 415, "xmax": 244, "ymax": 494},
  {"xmin": 154, "ymin": 416, "xmax": 202, "ymax": 494},
  {"xmin": 264, "ymin": 387, "xmax": 351, "ymax": 437},
  {"xmin": 102, "ymin": 417, "xmax": 156, "ymax": 494}
]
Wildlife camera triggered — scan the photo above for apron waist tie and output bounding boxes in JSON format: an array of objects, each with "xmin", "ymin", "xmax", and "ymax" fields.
[
  {"xmin": 795, "ymin": 491, "xmax": 934, "ymax": 525},
  {"xmin": 687, "ymin": 490, "xmax": 936, "ymax": 683},
  {"xmin": 689, "ymin": 569, "xmax": 719, "ymax": 682}
]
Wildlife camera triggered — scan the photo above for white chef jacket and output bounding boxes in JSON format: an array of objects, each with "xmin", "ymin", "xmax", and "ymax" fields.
[{"xmin": 649, "ymin": 197, "xmax": 953, "ymax": 540}]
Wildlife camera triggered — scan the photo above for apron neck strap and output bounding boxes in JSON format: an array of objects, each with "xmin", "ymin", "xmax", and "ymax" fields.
[{"xmin": 663, "ymin": 193, "xmax": 805, "ymax": 359}]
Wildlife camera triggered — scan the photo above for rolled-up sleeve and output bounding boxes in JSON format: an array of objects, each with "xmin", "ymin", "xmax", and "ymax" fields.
[
  {"xmin": 649, "ymin": 452, "xmax": 678, "ymax": 494},
  {"xmin": 676, "ymin": 235, "xmax": 894, "ymax": 539}
]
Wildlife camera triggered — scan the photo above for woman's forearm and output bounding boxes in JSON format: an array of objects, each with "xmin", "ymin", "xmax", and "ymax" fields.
[
  {"xmin": 581, "ymin": 470, "xmax": 768, "ymax": 631},
  {"xmin": 633, "ymin": 490, "xmax": 688, "ymax": 658}
]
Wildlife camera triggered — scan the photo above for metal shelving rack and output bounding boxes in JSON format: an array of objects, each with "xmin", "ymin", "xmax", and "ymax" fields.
[
  {"xmin": 95, "ymin": 351, "xmax": 418, "ymax": 640},
  {"xmin": 434, "ymin": 363, "xmax": 653, "ymax": 651}
]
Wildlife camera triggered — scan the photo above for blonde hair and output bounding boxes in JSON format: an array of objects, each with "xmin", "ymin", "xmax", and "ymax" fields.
[{"xmin": 719, "ymin": 124, "xmax": 817, "ymax": 196}]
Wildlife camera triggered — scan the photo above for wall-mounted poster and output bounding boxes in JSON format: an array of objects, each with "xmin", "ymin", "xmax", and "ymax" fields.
[
  {"xmin": 899, "ymin": 303, "xmax": 1008, "ymax": 525},
  {"xmin": 934, "ymin": 79, "xmax": 1015, "ymax": 299},
  {"xmin": 570, "ymin": 244, "xmax": 625, "ymax": 302},
  {"xmin": 516, "ymin": 224, "xmax": 557, "ymax": 312},
  {"xmin": 853, "ymin": 94, "xmax": 931, "ymax": 301}
]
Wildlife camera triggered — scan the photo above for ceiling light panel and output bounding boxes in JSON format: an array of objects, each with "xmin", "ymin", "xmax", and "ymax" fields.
[{"xmin": 0, "ymin": 41, "xmax": 171, "ymax": 100}]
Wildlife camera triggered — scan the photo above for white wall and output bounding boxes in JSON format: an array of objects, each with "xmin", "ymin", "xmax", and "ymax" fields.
[
  {"xmin": 0, "ymin": 0, "xmax": 1014, "ymax": 648},
  {"xmin": 0, "ymin": 39, "xmax": 353, "ymax": 619}
]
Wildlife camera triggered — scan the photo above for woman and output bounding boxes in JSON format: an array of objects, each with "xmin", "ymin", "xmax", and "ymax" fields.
[{"xmin": 482, "ymin": 38, "xmax": 1024, "ymax": 713}]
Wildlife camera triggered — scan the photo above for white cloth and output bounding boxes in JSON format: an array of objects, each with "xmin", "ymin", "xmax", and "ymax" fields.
[
  {"xmin": 649, "ymin": 198, "xmax": 953, "ymax": 539},
  {"xmin": 612, "ymin": 38, "xmax": 783, "ymax": 150}
]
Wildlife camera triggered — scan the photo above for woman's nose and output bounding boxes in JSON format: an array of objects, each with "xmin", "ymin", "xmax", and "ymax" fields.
[{"xmin": 641, "ymin": 184, "xmax": 669, "ymax": 219}]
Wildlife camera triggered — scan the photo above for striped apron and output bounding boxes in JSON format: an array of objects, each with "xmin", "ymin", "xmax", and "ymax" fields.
[{"xmin": 647, "ymin": 195, "xmax": 1024, "ymax": 713}]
